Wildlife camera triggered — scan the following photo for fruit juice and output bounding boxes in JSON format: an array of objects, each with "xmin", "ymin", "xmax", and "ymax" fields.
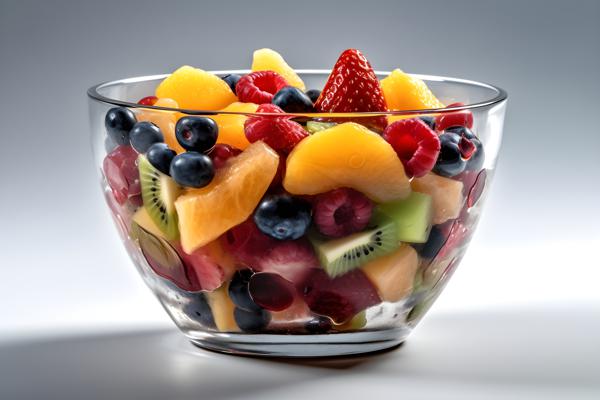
[{"xmin": 100, "ymin": 48, "xmax": 489, "ymax": 335}]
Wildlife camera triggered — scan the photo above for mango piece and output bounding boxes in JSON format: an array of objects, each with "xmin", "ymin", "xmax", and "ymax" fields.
[
  {"xmin": 156, "ymin": 66, "xmax": 237, "ymax": 111},
  {"xmin": 283, "ymin": 123, "xmax": 411, "ymax": 203},
  {"xmin": 361, "ymin": 245, "xmax": 419, "ymax": 302},
  {"xmin": 252, "ymin": 48, "xmax": 305, "ymax": 90},
  {"xmin": 212, "ymin": 102, "xmax": 258, "ymax": 150}
]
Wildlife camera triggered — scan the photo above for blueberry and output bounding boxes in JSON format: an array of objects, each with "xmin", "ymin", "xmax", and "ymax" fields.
[
  {"xmin": 175, "ymin": 117, "xmax": 218, "ymax": 153},
  {"xmin": 170, "ymin": 152, "xmax": 214, "ymax": 188},
  {"xmin": 146, "ymin": 143, "xmax": 176, "ymax": 175},
  {"xmin": 105, "ymin": 107, "xmax": 137, "ymax": 145},
  {"xmin": 305, "ymin": 89, "xmax": 321, "ymax": 103},
  {"xmin": 305, "ymin": 316, "xmax": 332, "ymax": 333},
  {"xmin": 129, "ymin": 121, "xmax": 164, "ymax": 153},
  {"xmin": 228, "ymin": 270, "xmax": 262, "ymax": 312},
  {"xmin": 234, "ymin": 307, "xmax": 271, "ymax": 333},
  {"xmin": 221, "ymin": 74, "xmax": 242, "ymax": 95},
  {"xmin": 272, "ymin": 86, "xmax": 315, "ymax": 113},
  {"xmin": 446, "ymin": 126, "xmax": 485, "ymax": 171},
  {"xmin": 184, "ymin": 293, "xmax": 216, "ymax": 328},
  {"xmin": 419, "ymin": 116, "xmax": 436, "ymax": 130},
  {"xmin": 254, "ymin": 194, "xmax": 312, "ymax": 240},
  {"xmin": 433, "ymin": 132, "xmax": 467, "ymax": 177},
  {"xmin": 413, "ymin": 225, "xmax": 447, "ymax": 258}
]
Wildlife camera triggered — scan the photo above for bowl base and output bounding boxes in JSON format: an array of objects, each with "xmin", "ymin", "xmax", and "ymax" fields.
[{"xmin": 187, "ymin": 328, "xmax": 409, "ymax": 358}]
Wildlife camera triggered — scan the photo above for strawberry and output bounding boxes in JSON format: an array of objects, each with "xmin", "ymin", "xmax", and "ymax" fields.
[
  {"xmin": 315, "ymin": 49, "xmax": 388, "ymax": 130},
  {"xmin": 244, "ymin": 104, "xmax": 308, "ymax": 153},
  {"xmin": 383, "ymin": 118, "xmax": 441, "ymax": 178}
]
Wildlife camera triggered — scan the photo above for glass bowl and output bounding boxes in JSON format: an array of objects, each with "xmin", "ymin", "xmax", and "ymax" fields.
[{"xmin": 88, "ymin": 70, "xmax": 507, "ymax": 357}]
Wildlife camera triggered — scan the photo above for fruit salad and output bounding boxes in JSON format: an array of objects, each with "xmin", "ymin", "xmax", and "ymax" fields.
[{"xmin": 101, "ymin": 48, "xmax": 490, "ymax": 336}]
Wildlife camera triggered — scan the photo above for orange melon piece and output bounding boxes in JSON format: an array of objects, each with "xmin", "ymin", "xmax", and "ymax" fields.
[
  {"xmin": 135, "ymin": 98, "xmax": 185, "ymax": 153},
  {"xmin": 252, "ymin": 48, "xmax": 305, "ymax": 90},
  {"xmin": 361, "ymin": 244, "xmax": 419, "ymax": 302},
  {"xmin": 411, "ymin": 173, "xmax": 464, "ymax": 224},
  {"xmin": 156, "ymin": 66, "xmax": 237, "ymax": 111},
  {"xmin": 283, "ymin": 123, "xmax": 411, "ymax": 203},
  {"xmin": 381, "ymin": 69, "xmax": 445, "ymax": 111},
  {"xmin": 212, "ymin": 102, "xmax": 258, "ymax": 150},
  {"xmin": 175, "ymin": 141, "xmax": 279, "ymax": 253}
]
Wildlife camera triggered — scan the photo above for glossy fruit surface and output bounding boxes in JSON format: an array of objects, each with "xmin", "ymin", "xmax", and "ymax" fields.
[
  {"xmin": 105, "ymin": 107, "xmax": 137, "ymax": 145},
  {"xmin": 251, "ymin": 48, "xmax": 305, "ymax": 90},
  {"xmin": 212, "ymin": 102, "xmax": 257, "ymax": 150},
  {"xmin": 175, "ymin": 141, "xmax": 279, "ymax": 253},
  {"xmin": 315, "ymin": 49, "xmax": 388, "ymax": 130},
  {"xmin": 175, "ymin": 117, "xmax": 218, "ymax": 153},
  {"xmin": 283, "ymin": 122, "xmax": 411, "ymax": 202},
  {"xmin": 156, "ymin": 66, "xmax": 237, "ymax": 110},
  {"xmin": 170, "ymin": 152, "xmax": 215, "ymax": 188},
  {"xmin": 254, "ymin": 194, "xmax": 312, "ymax": 240},
  {"xmin": 380, "ymin": 69, "xmax": 445, "ymax": 111}
]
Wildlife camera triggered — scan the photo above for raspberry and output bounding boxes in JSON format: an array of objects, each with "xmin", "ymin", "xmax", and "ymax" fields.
[
  {"xmin": 313, "ymin": 188, "xmax": 373, "ymax": 238},
  {"xmin": 382, "ymin": 118, "xmax": 441, "ymax": 178},
  {"xmin": 236, "ymin": 71, "xmax": 289, "ymax": 104},
  {"xmin": 244, "ymin": 104, "xmax": 308, "ymax": 153},
  {"xmin": 435, "ymin": 102, "xmax": 474, "ymax": 132}
]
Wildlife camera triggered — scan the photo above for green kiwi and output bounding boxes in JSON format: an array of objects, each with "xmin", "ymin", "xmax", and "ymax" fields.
[
  {"xmin": 372, "ymin": 192, "xmax": 433, "ymax": 244},
  {"xmin": 139, "ymin": 155, "xmax": 181, "ymax": 241},
  {"xmin": 309, "ymin": 220, "xmax": 399, "ymax": 278},
  {"xmin": 305, "ymin": 121, "xmax": 337, "ymax": 134}
]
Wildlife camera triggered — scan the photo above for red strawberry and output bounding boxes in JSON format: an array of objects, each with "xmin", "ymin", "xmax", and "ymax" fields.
[
  {"xmin": 244, "ymin": 104, "xmax": 308, "ymax": 153},
  {"xmin": 312, "ymin": 188, "xmax": 373, "ymax": 238},
  {"xmin": 383, "ymin": 118, "xmax": 441, "ymax": 178},
  {"xmin": 435, "ymin": 102, "xmax": 474, "ymax": 132},
  {"xmin": 236, "ymin": 71, "xmax": 289, "ymax": 104},
  {"xmin": 315, "ymin": 49, "xmax": 388, "ymax": 130}
]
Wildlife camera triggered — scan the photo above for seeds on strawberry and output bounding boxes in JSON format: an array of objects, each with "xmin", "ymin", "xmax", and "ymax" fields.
[
  {"xmin": 315, "ymin": 49, "xmax": 388, "ymax": 130},
  {"xmin": 313, "ymin": 188, "xmax": 374, "ymax": 238},
  {"xmin": 435, "ymin": 102, "xmax": 474, "ymax": 132},
  {"xmin": 383, "ymin": 118, "xmax": 441, "ymax": 178},
  {"xmin": 244, "ymin": 104, "xmax": 308, "ymax": 153},
  {"xmin": 236, "ymin": 71, "xmax": 289, "ymax": 104}
]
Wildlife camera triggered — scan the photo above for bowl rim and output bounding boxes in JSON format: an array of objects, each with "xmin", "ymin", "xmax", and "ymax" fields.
[{"xmin": 87, "ymin": 69, "xmax": 508, "ymax": 117}]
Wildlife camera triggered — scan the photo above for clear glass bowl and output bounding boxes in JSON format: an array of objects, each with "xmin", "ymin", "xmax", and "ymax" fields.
[{"xmin": 88, "ymin": 70, "xmax": 507, "ymax": 357}]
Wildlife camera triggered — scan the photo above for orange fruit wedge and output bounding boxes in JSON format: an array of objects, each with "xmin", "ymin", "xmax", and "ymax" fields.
[
  {"xmin": 175, "ymin": 141, "xmax": 279, "ymax": 253},
  {"xmin": 156, "ymin": 65, "xmax": 237, "ymax": 111},
  {"xmin": 212, "ymin": 102, "xmax": 258, "ymax": 150},
  {"xmin": 252, "ymin": 48, "xmax": 305, "ymax": 91},
  {"xmin": 283, "ymin": 123, "xmax": 411, "ymax": 203}
]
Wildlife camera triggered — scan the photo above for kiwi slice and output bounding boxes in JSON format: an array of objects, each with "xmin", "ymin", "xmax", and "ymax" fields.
[
  {"xmin": 309, "ymin": 221, "xmax": 399, "ymax": 278},
  {"xmin": 139, "ymin": 155, "xmax": 181, "ymax": 241},
  {"xmin": 305, "ymin": 121, "xmax": 337, "ymax": 134},
  {"xmin": 372, "ymin": 192, "xmax": 433, "ymax": 244}
]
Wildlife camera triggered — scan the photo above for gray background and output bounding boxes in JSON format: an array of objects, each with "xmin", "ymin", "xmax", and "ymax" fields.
[{"xmin": 0, "ymin": 0, "xmax": 599, "ymax": 398}]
